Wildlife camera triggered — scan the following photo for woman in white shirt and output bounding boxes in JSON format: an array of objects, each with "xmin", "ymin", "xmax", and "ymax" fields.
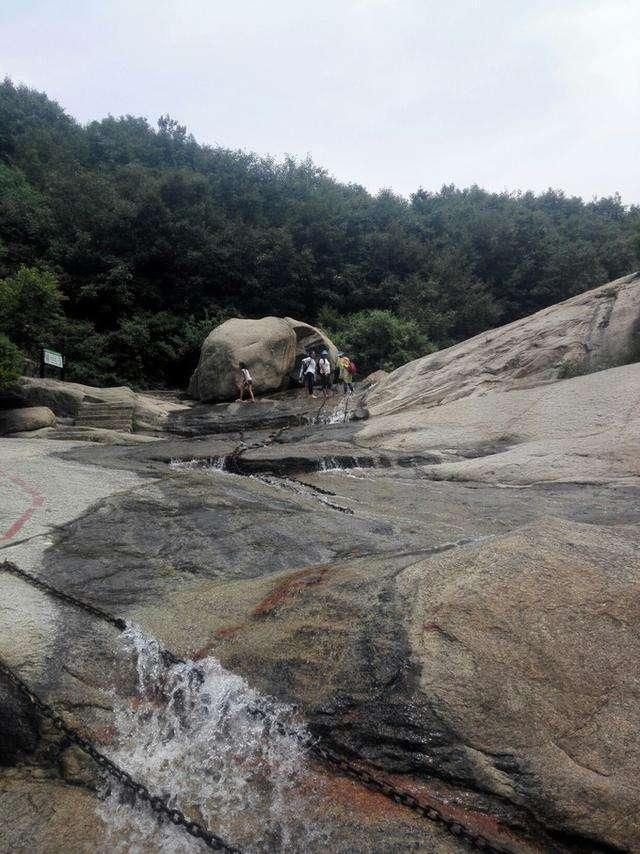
[
  {"xmin": 318, "ymin": 350, "xmax": 333, "ymax": 399},
  {"xmin": 299, "ymin": 351, "xmax": 318, "ymax": 398},
  {"xmin": 237, "ymin": 361, "xmax": 255, "ymax": 402}
]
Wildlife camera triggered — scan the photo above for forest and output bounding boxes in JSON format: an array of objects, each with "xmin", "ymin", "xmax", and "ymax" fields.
[{"xmin": 1, "ymin": 77, "xmax": 639, "ymax": 388}]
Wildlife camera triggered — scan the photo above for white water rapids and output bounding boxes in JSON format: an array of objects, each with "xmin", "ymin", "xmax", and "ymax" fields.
[{"xmin": 97, "ymin": 625, "xmax": 335, "ymax": 853}]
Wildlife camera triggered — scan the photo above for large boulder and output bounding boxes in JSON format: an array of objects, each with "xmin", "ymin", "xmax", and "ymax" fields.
[
  {"xmin": 189, "ymin": 316, "xmax": 338, "ymax": 402},
  {"xmin": 0, "ymin": 406, "xmax": 56, "ymax": 435},
  {"xmin": 13, "ymin": 377, "xmax": 137, "ymax": 418},
  {"xmin": 189, "ymin": 317, "xmax": 297, "ymax": 402}
]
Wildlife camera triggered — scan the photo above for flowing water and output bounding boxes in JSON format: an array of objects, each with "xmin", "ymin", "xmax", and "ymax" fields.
[
  {"xmin": 170, "ymin": 457, "xmax": 227, "ymax": 473},
  {"xmin": 170, "ymin": 457, "xmax": 355, "ymax": 513},
  {"xmin": 98, "ymin": 625, "xmax": 335, "ymax": 853},
  {"xmin": 316, "ymin": 458, "xmax": 366, "ymax": 473},
  {"xmin": 313, "ymin": 398, "xmax": 351, "ymax": 425}
]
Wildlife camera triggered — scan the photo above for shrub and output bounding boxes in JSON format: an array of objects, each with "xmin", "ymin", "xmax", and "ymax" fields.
[
  {"xmin": 0, "ymin": 266, "xmax": 64, "ymax": 356},
  {"xmin": 557, "ymin": 357, "xmax": 591, "ymax": 380},
  {"xmin": 0, "ymin": 333, "xmax": 23, "ymax": 388},
  {"xmin": 318, "ymin": 308, "xmax": 434, "ymax": 376}
]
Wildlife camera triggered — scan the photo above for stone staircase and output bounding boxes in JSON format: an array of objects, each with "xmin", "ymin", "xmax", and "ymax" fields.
[{"xmin": 73, "ymin": 401, "xmax": 134, "ymax": 432}]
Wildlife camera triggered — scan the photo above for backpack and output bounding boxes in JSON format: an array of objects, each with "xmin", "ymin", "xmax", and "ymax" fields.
[
  {"xmin": 347, "ymin": 360, "xmax": 357, "ymax": 375},
  {"xmin": 299, "ymin": 356, "xmax": 312, "ymax": 379}
]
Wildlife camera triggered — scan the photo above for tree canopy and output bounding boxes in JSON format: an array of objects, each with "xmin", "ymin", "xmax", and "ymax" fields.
[{"xmin": 1, "ymin": 77, "xmax": 638, "ymax": 385}]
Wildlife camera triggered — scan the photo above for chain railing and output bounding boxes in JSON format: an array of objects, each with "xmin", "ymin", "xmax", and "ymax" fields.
[
  {"xmin": 1, "ymin": 560, "xmax": 127, "ymax": 631},
  {"xmin": 0, "ymin": 559, "xmax": 501, "ymax": 852}
]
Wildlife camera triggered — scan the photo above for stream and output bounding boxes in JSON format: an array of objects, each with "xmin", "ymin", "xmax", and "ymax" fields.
[{"xmin": 98, "ymin": 626, "xmax": 336, "ymax": 853}]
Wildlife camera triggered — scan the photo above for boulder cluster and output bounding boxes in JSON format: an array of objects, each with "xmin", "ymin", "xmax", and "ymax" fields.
[{"xmin": 188, "ymin": 316, "xmax": 338, "ymax": 401}]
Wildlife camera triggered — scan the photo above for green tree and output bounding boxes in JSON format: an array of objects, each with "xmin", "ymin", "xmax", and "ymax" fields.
[
  {"xmin": 0, "ymin": 78, "xmax": 639, "ymax": 388},
  {"xmin": 320, "ymin": 308, "xmax": 434, "ymax": 375},
  {"xmin": 0, "ymin": 333, "xmax": 23, "ymax": 388},
  {"xmin": 0, "ymin": 266, "xmax": 65, "ymax": 356}
]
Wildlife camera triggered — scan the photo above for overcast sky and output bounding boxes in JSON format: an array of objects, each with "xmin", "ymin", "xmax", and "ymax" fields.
[{"xmin": 1, "ymin": 0, "xmax": 639, "ymax": 202}]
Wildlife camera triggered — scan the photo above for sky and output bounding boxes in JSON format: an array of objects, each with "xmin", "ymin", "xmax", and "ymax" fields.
[{"xmin": 1, "ymin": 0, "xmax": 639, "ymax": 202}]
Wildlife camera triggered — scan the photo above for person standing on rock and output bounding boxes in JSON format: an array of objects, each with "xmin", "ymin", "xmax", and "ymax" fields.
[
  {"xmin": 338, "ymin": 353, "xmax": 354, "ymax": 395},
  {"xmin": 236, "ymin": 362, "xmax": 255, "ymax": 402},
  {"xmin": 318, "ymin": 350, "xmax": 333, "ymax": 399},
  {"xmin": 299, "ymin": 350, "xmax": 318, "ymax": 398}
]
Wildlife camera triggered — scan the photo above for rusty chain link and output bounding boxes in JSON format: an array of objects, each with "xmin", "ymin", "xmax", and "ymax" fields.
[
  {"xmin": 309, "ymin": 743, "xmax": 500, "ymax": 852},
  {"xmin": 1, "ymin": 559, "xmax": 501, "ymax": 852},
  {"xmin": 0, "ymin": 656, "xmax": 242, "ymax": 853}
]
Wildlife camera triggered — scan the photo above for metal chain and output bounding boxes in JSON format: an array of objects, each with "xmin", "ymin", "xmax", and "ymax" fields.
[
  {"xmin": 294, "ymin": 480, "xmax": 336, "ymax": 497},
  {"xmin": 250, "ymin": 474, "xmax": 354, "ymax": 515},
  {"xmin": 0, "ymin": 559, "xmax": 501, "ymax": 852},
  {"xmin": 0, "ymin": 656, "xmax": 242, "ymax": 853},
  {"xmin": 1, "ymin": 560, "xmax": 127, "ymax": 632},
  {"xmin": 309, "ymin": 743, "xmax": 500, "ymax": 852}
]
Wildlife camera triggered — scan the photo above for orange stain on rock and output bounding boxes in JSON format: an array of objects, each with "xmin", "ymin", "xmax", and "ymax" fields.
[
  {"xmin": 91, "ymin": 723, "xmax": 118, "ymax": 745},
  {"xmin": 251, "ymin": 564, "xmax": 333, "ymax": 618},
  {"xmin": 422, "ymin": 621, "xmax": 442, "ymax": 632},
  {"xmin": 192, "ymin": 563, "xmax": 334, "ymax": 659}
]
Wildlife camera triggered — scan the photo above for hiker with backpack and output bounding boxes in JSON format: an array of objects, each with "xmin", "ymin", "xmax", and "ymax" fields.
[
  {"xmin": 338, "ymin": 352, "xmax": 356, "ymax": 395},
  {"xmin": 318, "ymin": 350, "xmax": 333, "ymax": 399},
  {"xmin": 299, "ymin": 350, "xmax": 318, "ymax": 398}
]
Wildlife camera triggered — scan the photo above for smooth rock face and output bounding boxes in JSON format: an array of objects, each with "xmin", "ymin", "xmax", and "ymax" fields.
[
  {"xmin": 10, "ymin": 447, "xmax": 638, "ymax": 852},
  {"xmin": 15, "ymin": 377, "xmax": 137, "ymax": 417},
  {"xmin": 359, "ymin": 360, "xmax": 640, "ymax": 485},
  {"xmin": 3, "ymin": 276, "xmax": 640, "ymax": 853},
  {"xmin": 190, "ymin": 316, "xmax": 297, "ymax": 401},
  {"xmin": 361, "ymin": 369, "xmax": 389, "ymax": 390},
  {"xmin": 283, "ymin": 317, "xmax": 339, "ymax": 368},
  {"xmin": 0, "ymin": 406, "xmax": 56, "ymax": 435},
  {"xmin": 189, "ymin": 316, "xmax": 338, "ymax": 401},
  {"xmin": 367, "ymin": 272, "xmax": 640, "ymax": 417},
  {"xmin": 403, "ymin": 518, "xmax": 640, "ymax": 851}
]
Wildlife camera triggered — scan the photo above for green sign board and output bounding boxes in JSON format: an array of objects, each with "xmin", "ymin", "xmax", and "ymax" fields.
[{"xmin": 43, "ymin": 348, "xmax": 64, "ymax": 369}]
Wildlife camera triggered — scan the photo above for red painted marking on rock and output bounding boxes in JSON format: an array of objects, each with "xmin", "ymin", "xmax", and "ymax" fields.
[{"xmin": 0, "ymin": 468, "xmax": 45, "ymax": 543}]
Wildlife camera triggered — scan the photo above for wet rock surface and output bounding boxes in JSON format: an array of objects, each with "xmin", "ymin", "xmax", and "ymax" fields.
[
  {"xmin": 4, "ymin": 438, "xmax": 639, "ymax": 851},
  {"xmin": 2, "ymin": 279, "xmax": 640, "ymax": 852}
]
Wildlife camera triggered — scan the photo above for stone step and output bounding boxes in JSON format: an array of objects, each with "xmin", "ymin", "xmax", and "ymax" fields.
[
  {"xmin": 74, "ymin": 416, "xmax": 133, "ymax": 424},
  {"xmin": 77, "ymin": 405, "xmax": 134, "ymax": 415},
  {"xmin": 73, "ymin": 428, "xmax": 133, "ymax": 433},
  {"xmin": 73, "ymin": 402, "xmax": 135, "ymax": 433},
  {"xmin": 74, "ymin": 412, "xmax": 133, "ymax": 423},
  {"xmin": 73, "ymin": 414, "xmax": 133, "ymax": 432}
]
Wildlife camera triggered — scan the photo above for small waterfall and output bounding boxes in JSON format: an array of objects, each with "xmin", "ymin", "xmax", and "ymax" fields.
[
  {"xmin": 317, "ymin": 458, "xmax": 365, "ymax": 473},
  {"xmin": 98, "ymin": 625, "xmax": 333, "ymax": 853},
  {"xmin": 312, "ymin": 399, "xmax": 350, "ymax": 426},
  {"xmin": 317, "ymin": 458, "xmax": 341, "ymax": 472},
  {"xmin": 327, "ymin": 404, "xmax": 348, "ymax": 425},
  {"xmin": 170, "ymin": 456, "xmax": 227, "ymax": 473},
  {"xmin": 212, "ymin": 456, "xmax": 227, "ymax": 472}
]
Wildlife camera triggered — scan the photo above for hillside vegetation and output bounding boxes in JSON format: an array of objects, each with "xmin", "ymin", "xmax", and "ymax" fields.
[{"xmin": 0, "ymin": 78, "xmax": 639, "ymax": 387}]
